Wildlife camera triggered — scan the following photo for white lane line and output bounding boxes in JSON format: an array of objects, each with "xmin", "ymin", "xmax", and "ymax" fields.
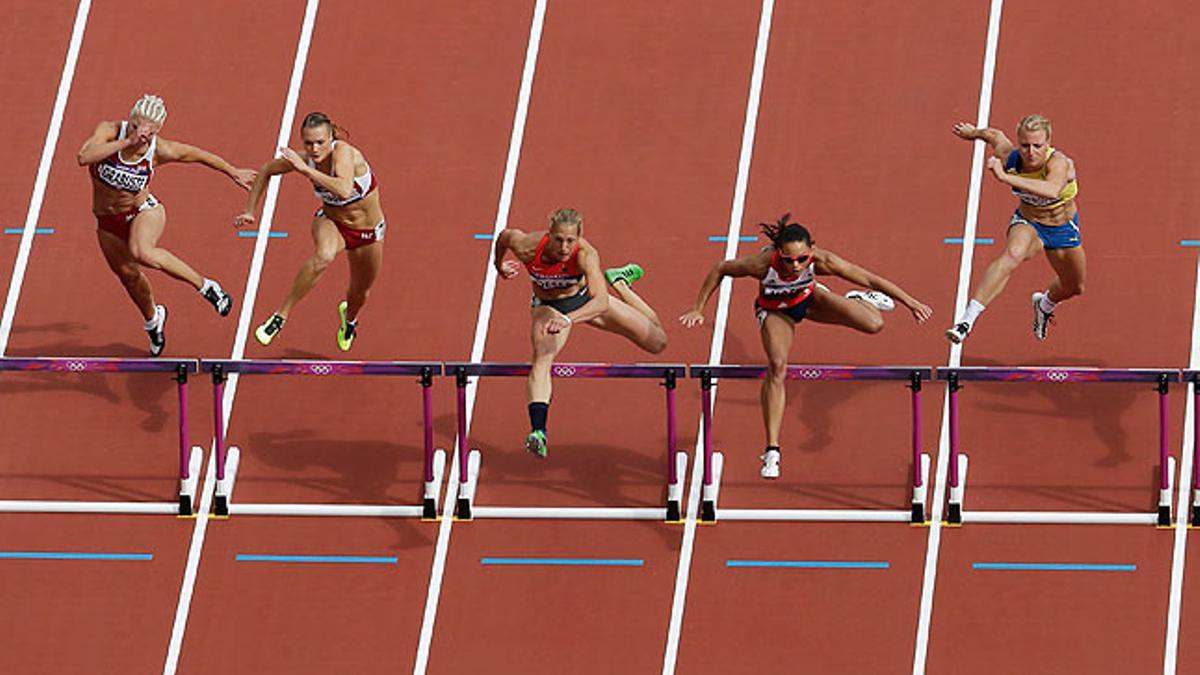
[
  {"xmin": 161, "ymin": 2, "xmax": 321, "ymax": 673},
  {"xmin": 1162, "ymin": 251, "xmax": 1200, "ymax": 674},
  {"xmin": 411, "ymin": 1, "xmax": 548, "ymax": 673},
  {"xmin": 911, "ymin": 1, "xmax": 1004, "ymax": 673},
  {"xmin": 660, "ymin": 1, "xmax": 775, "ymax": 673},
  {"xmin": 0, "ymin": 0, "xmax": 92, "ymax": 354}
]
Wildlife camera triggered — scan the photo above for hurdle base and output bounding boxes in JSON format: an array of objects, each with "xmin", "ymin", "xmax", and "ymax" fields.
[
  {"xmin": 910, "ymin": 453, "xmax": 931, "ymax": 525},
  {"xmin": 177, "ymin": 446, "xmax": 203, "ymax": 517},
  {"xmin": 212, "ymin": 446, "xmax": 241, "ymax": 519},
  {"xmin": 665, "ymin": 452, "xmax": 688, "ymax": 523},
  {"xmin": 1158, "ymin": 505, "xmax": 1172, "ymax": 528},
  {"xmin": 1192, "ymin": 503, "xmax": 1200, "ymax": 528},
  {"xmin": 454, "ymin": 449, "xmax": 482, "ymax": 521},
  {"xmin": 421, "ymin": 449, "xmax": 447, "ymax": 521},
  {"xmin": 700, "ymin": 452, "xmax": 725, "ymax": 524},
  {"xmin": 944, "ymin": 454, "xmax": 969, "ymax": 526},
  {"xmin": 1156, "ymin": 455, "xmax": 1176, "ymax": 528}
]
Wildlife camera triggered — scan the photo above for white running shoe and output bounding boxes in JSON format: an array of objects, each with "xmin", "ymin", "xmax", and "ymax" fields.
[
  {"xmin": 1031, "ymin": 292, "xmax": 1054, "ymax": 340},
  {"xmin": 945, "ymin": 322, "xmax": 971, "ymax": 344},
  {"xmin": 846, "ymin": 290, "xmax": 894, "ymax": 311},
  {"xmin": 760, "ymin": 448, "xmax": 781, "ymax": 479},
  {"xmin": 146, "ymin": 305, "xmax": 167, "ymax": 357}
]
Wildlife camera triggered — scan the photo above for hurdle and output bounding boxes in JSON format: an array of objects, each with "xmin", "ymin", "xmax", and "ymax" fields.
[
  {"xmin": 445, "ymin": 362, "xmax": 688, "ymax": 521},
  {"xmin": 200, "ymin": 359, "xmax": 445, "ymax": 519},
  {"xmin": 939, "ymin": 367, "xmax": 1179, "ymax": 526},
  {"xmin": 689, "ymin": 364, "xmax": 933, "ymax": 524},
  {"xmin": 0, "ymin": 357, "xmax": 201, "ymax": 516},
  {"xmin": 1181, "ymin": 371, "xmax": 1200, "ymax": 527}
]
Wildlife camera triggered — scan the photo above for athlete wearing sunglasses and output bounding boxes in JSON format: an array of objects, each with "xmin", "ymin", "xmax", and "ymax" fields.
[{"xmin": 680, "ymin": 213, "xmax": 932, "ymax": 479}]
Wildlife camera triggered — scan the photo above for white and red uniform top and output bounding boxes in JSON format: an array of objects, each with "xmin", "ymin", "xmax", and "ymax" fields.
[
  {"xmin": 89, "ymin": 121, "xmax": 155, "ymax": 193},
  {"xmin": 309, "ymin": 141, "xmax": 377, "ymax": 207},
  {"xmin": 524, "ymin": 235, "xmax": 584, "ymax": 291},
  {"xmin": 756, "ymin": 251, "xmax": 815, "ymax": 310}
]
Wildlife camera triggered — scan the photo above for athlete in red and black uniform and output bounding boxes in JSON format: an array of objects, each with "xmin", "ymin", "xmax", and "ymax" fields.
[
  {"xmin": 494, "ymin": 208, "xmax": 667, "ymax": 458},
  {"xmin": 237, "ymin": 112, "xmax": 385, "ymax": 352},
  {"xmin": 78, "ymin": 94, "xmax": 255, "ymax": 355},
  {"xmin": 681, "ymin": 213, "xmax": 933, "ymax": 479}
]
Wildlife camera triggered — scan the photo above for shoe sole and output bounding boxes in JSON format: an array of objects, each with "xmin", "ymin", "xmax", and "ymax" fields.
[
  {"xmin": 945, "ymin": 328, "xmax": 964, "ymax": 344},
  {"xmin": 1031, "ymin": 294, "xmax": 1048, "ymax": 340},
  {"xmin": 337, "ymin": 302, "xmax": 354, "ymax": 351},
  {"xmin": 149, "ymin": 306, "xmax": 168, "ymax": 357}
]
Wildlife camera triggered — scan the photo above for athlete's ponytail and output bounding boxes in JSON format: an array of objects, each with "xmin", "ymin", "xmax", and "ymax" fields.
[
  {"xmin": 758, "ymin": 213, "xmax": 813, "ymax": 248},
  {"xmin": 301, "ymin": 111, "xmax": 350, "ymax": 141}
]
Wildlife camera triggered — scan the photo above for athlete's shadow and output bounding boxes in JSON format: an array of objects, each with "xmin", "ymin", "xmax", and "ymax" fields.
[{"xmin": 239, "ymin": 429, "xmax": 433, "ymax": 549}]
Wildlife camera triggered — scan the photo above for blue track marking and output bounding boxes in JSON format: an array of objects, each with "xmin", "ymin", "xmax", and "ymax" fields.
[
  {"xmin": 4, "ymin": 228, "xmax": 54, "ymax": 235},
  {"xmin": 480, "ymin": 557, "xmax": 644, "ymax": 567},
  {"xmin": 726, "ymin": 560, "xmax": 889, "ymax": 569},
  {"xmin": 237, "ymin": 231, "xmax": 288, "ymax": 238},
  {"xmin": 1181, "ymin": 240, "xmax": 1200, "ymax": 247},
  {"xmin": 708, "ymin": 235, "xmax": 757, "ymax": 242},
  {"xmin": 474, "ymin": 233, "xmax": 494, "ymax": 240},
  {"xmin": 972, "ymin": 562, "xmax": 1136, "ymax": 572},
  {"xmin": 943, "ymin": 237, "xmax": 994, "ymax": 245},
  {"xmin": 236, "ymin": 554, "xmax": 398, "ymax": 564},
  {"xmin": 0, "ymin": 551, "xmax": 152, "ymax": 561}
]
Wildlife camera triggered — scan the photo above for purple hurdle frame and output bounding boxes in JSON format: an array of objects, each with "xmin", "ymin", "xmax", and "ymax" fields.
[
  {"xmin": 444, "ymin": 362, "xmax": 688, "ymax": 521},
  {"xmin": 0, "ymin": 357, "xmax": 199, "ymax": 514},
  {"xmin": 938, "ymin": 367, "xmax": 1179, "ymax": 526},
  {"xmin": 689, "ymin": 364, "xmax": 933, "ymax": 523},
  {"xmin": 200, "ymin": 360, "xmax": 443, "ymax": 517}
]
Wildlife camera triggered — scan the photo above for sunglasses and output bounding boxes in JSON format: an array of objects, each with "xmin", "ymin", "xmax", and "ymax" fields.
[{"xmin": 778, "ymin": 252, "xmax": 812, "ymax": 265}]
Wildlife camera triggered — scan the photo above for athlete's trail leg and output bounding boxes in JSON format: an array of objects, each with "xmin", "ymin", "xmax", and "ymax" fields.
[
  {"xmin": 1043, "ymin": 246, "xmax": 1086, "ymax": 303},
  {"xmin": 127, "ymin": 206, "xmax": 205, "ymax": 289},
  {"xmin": 98, "ymin": 230, "xmax": 156, "ymax": 321},
  {"xmin": 968, "ymin": 224, "xmax": 1041, "ymax": 305}
]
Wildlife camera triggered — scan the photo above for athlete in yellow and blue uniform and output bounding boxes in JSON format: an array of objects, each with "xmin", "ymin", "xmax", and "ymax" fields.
[{"xmin": 946, "ymin": 114, "xmax": 1085, "ymax": 343}]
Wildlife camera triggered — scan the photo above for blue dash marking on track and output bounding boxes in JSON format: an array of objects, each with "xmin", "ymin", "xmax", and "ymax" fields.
[
  {"xmin": 708, "ymin": 235, "xmax": 757, "ymax": 242},
  {"xmin": 0, "ymin": 551, "xmax": 152, "ymax": 561},
  {"xmin": 480, "ymin": 557, "xmax": 644, "ymax": 567},
  {"xmin": 4, "ymin": 228, "xmax": 54, "ymax": 235},
  {"xmin": 726, "ymin": 560, "xmax": 889, "ymax": 569},
  {"xmin": 474, "ymin": 233, "xmax": 495, "ymax": 240},
  {"xmin": 944, "ymin": 237, "xmax": 994, "ymax": 245},
  {"xmin": 235, "ymin": 554, "xmax": 398, "ymax": 564},
  {"xmin": 972, "ymin": 562, "xmax": 1136, "ymax": 572},
  {"xmin": 1181, "ymin": 240, "xmax": 1200, "ymax": 247},
  {"xmin": 238, "ymin": 231, "xmax": 288, "ymax": 238}
]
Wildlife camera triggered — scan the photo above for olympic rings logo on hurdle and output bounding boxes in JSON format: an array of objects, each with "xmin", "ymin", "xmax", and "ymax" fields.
[
  {"xmin": 308, "ymin": 364, "xmax": 334, "ymax": 376},
  {"xmin": 66, "ymin": 361, "xmax": 88, "ymax": 372},
  {"xmin": 553, "ymin": 365, "xmax": 577, "ymax": 377},
  {"xmin": 795, "ymin": 368, "xmax": 824, "ymax": 380},
  {"xmin": 1046, "ymin": 370, "xmax": 1070, "ymax": 382}
]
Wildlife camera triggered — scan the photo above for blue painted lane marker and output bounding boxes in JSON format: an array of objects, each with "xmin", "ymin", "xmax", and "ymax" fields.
[
  {"xmin": 480, "ymin": 557, "xmax": 644, "ymax": 567},
  {"xmin": 474, "ymin": 233, "xmax": 494, "ymax": 240},
  {"xmin": 4, "ymin": 228, "xmax": 54, "ymax": 235},
  {"xmin": 1180, "ymin": 240, "xmax": 1200, "ymax": 247},
  {"xmin": 726, "ymin": 560, "xmax": 889, "ymax": 569},
  {"xmin": 236, "ymin": 554, "xmax": 398, "ymax": 564},
  {"xmin": 972, "ymin": 562, "xmax": 1136, "ymax": 572},
  {"xmin": 944, "ymin": 237, "xmax": 994, "ymax": 245},
  {"xmin": 237, "ymin": 231, "xmax": 288, "ymax": 238},
  {"xmin": 0, "ymin": 551, "xmax": 152, "ymax": 561},
  {"xmin": 708, "ymin": 235, "xmax": 757, "ymax": 242}
]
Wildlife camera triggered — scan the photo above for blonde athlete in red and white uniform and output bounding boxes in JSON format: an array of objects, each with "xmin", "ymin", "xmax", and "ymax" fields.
[
  {"xmin": 237, "ymin": 112, "xmax": 386, "ymax": 351},
  {"xmin": 494, "ymin": 208, "xmax": 667, "ymax": 458},
  {"xmin": 78, "ymin": 94, "xmax": 255, "ymax": 355},
  {"xmin": 681, "ymin": 214, "xmax": 933, "ymax": 479}
]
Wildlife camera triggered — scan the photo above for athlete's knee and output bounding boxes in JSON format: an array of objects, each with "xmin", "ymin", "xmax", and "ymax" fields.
[
  {"xmin": 1061, "ymin": 280, "xmax": 1084, "ymax": 298},
  {"xmin": 644, "ymin": 328, "xmax": 668, "ymax": 354},
  {"xmin": 996, "ymin": 249, "xmax": 1025, "ymax": 272},
  {"xmin": 766, "ymin": 355, "xmax": 788, "ymax": 380},
  {"xmin": 129, "ymin": 245, "xmax": 164, "ymax": 269},
  {"xmin": 862, "ymin": 314, "xmax": 885, "ymax": 334},
  {"xmin": 310, "ymin": 250, "xmax": 337, "ymax": 272}
]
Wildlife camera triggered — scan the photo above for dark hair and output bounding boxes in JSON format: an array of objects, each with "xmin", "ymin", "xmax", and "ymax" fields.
[
  {"xmin": 758, "ymin": 213, "xmax": 813, "ymax": 248},
  {"xmin": 301, "ymin": 111, "xmax": 349, "ymax": 141}
]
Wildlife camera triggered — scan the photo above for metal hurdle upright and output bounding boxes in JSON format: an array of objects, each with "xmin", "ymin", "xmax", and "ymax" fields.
[
  {"xmin": 0, "ymin": 357, "xmax": 201, "ymax": 516},
  {"xmin": 445, "ymin": 362, "xmax": 688, "ymax": 521},
  {"xmin": 200, "ymin": 359, "xmax": 445, "ymax": 519},
  {"xmin": 689, "ymin": 364, "xmax": 934, "ymax": 524},
  {"xmin": 1179, "ymin": 371, "xmax": 1200, "ymax": 527},
  {"xmin": 939, "ymin": 366, "xmax": 1179, "ymax": 526}
]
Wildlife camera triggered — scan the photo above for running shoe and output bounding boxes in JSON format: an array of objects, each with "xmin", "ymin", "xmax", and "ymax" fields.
[
  {"xmin": 846, "ymin": 289, "xmax": 895, "ymax": 311},
  {"xmin": 525, "ymin": 429, "xmax": 548, "ymax": 459},
  {"xmin": 146, "ymin": 304, "xmax": 167, "ymax": 357},
  {"xmin": 945, "ymin": 322, "xmax": 971, "ymax": 344},
  {"xmin": 1031, "ymin": 292, "xmax": 1054, "ymax": 341},
  {"xmin": 760, "ymin": 448, "xmax": 781, "ymax": 479},
  {"xmin": 604, "ymin": 263, "xmax": 644, "ymax": 287},
  {"xmin": 254, "ymin": 313, "xmax": 285, "ymax": 346},
  {"xmin": 336, "ymin": 301, "xmax": 356, "ymax": 352},
  {"xmin": 202, "ymin": 281, "xmax": 233, "ymax": 317}
]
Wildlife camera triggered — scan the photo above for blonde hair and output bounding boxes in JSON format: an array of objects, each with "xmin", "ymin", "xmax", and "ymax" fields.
[
  {"xmin": 1016, "ymin": 113, "xmax": 1051, "ymax": 137},
  {"xmin": 548, "ymin": 207, "xmax": 582, "ymax": 231},
  {"xmin": 130, "ymin": 94, "xmax": 167, "ymax": 125}
]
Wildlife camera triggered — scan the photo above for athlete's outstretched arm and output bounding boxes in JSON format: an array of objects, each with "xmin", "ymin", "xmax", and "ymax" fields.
[
  {"xmin": 816, "ymin": 249, "xmax": 933, "ymax": 323},
  {"xmin": 679, "ymin": 252, "xmax": 767, "ymax": 327},
  {"xmin": 277, "ymin": 142, "xmax": 355, "ymax": 200},
  {"xmin": 545, "ymin": 243, "xmax": 608, "ymax": 334},
  {"xmin": 953, "ymin": 122, "xmax": 1014, "ymax": 159},
  {"xmin": 235, "ymin": 158, "xmax": 293, "ymax": 229},
  {"xmin": 156, "ymin": 138, "xmax": 255, "ymax": 189},
  {"xmin": 77, "ymin": 121, "xmax": 132, "ymax": 166}
]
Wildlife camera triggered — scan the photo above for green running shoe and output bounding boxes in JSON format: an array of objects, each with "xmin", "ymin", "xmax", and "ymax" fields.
[
  {"xmin": 525, "ymin": 429, "xmax": 548, "ymax": 458},
  {"xmin": 337, "ymin": 301, "xmax": 357, "ymax": 352},
  {"xmin": 604, "ymin": 263, "xmax": 644, "ymax": 288},
  {"xmin": 255, "ymin": 313, "xmax": 284, "ymax": 346}
]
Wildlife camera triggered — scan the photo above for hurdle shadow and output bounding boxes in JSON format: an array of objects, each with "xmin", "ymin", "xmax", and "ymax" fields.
[
  {"xmin": 6, "ymin": 338, "xmax": 145, "ymax": 358},
  {"xmin": 0, "ymin": 472, "xmax": 175, "ymax": 502}
]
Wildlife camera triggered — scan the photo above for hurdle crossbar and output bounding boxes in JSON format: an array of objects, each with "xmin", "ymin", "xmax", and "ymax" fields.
[
  {"xmin": 199, "ymin": 359, "xmax": 445, "ymax": 520},
  {"xmin": 444, "ymin": 362, "xmax": 688, "ymax": 522},
  {"xmin": 0, "ymin": 357, "xmax": 201, "ymax": 516},
  {"xmin": 688, "ymin": 364, "xmax": 934, "ymax": 524},
  {"xmin": 938, "ymin": 366, "xmax": 1179, "ymax": 526}
]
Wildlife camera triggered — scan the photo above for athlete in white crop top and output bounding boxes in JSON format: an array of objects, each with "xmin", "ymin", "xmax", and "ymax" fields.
[
  {"xmin": 78, "ymin": 94, "xmax": 256, "ymax": 356},
  {"xmin": 681, "ymin": 214, "xmax": 932, "ymax": 479},
  {"xmin": 236, "ymin": 112, "xmax": 387, "ymax": 352}
]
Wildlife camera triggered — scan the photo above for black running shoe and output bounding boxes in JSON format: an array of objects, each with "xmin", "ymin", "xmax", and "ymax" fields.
[
  {"xmin": 202, "ymin": 282, "xmax": 233, "ymax": 317},
  {"xmin": 147, "ymin": 305, "xmax": 167, "ymax": 357},
  {"xmin": 255, "ymin": 313, "xmax": 284, "ymax": 346}
]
